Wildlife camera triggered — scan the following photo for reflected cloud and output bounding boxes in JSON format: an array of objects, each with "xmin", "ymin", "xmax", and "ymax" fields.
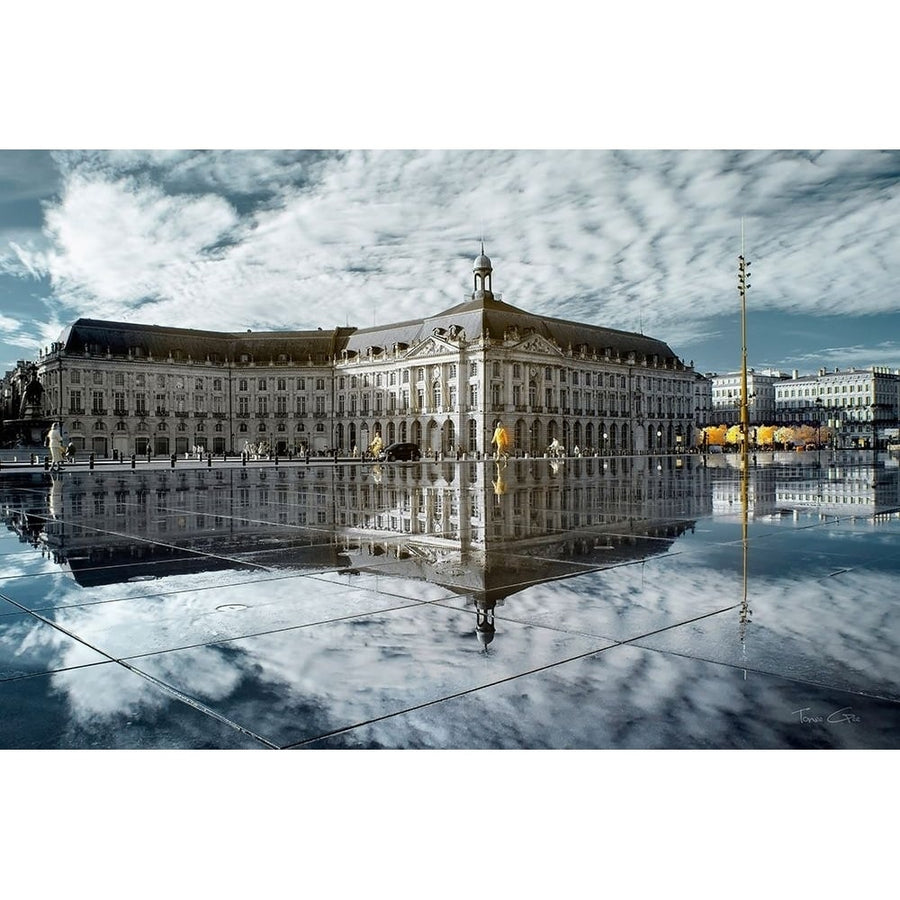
[{"xmin": 1, "ymin": 457, "xmax": 899, "ymax": 747}]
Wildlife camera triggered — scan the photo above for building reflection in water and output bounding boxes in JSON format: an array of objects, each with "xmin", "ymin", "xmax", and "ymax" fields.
[
  {"xmin": 2, "ymin": 456, "xmax": 713, "ymax": 645},
  {"xmin": 3, "ymin": 457, "xmax": 899, "ymax": 650}
]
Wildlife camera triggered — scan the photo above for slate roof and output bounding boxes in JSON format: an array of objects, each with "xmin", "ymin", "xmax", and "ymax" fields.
[
  {"xmin": 56, "ymin": 294, "xmax": 685, "ymax": 367},
  {"xmin": 346, "ymin": 294, "xmax": 684, "ymax": 363},
  {"xmin": 58, "ymin": 319, "xmax": 354, "ymax": 364}
]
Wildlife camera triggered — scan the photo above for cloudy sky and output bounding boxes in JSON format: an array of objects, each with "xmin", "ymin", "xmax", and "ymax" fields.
[
  {"xmin": 2, "ymin": 6, "xmax": 897, "ymax": 385},
  {"xmin": 2, "ymin": 148, "xmax": 899, "ymax": 376}
]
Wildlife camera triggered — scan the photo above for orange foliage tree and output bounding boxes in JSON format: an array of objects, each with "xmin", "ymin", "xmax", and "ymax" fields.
[{"xmin": 697, "ymin": 424, "xmax": 728, "ymax": 447}]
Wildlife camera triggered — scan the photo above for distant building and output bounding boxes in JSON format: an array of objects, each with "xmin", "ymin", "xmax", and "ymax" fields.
[
  {"xmin": 774, "ymin": 367, "xmax": 900, "ymax": 448},
  {"xmin": 692, "ymin": 372, "xmax": 713, "ymax": 427},
  {"xmin": 29, "ymin": 250, "xmax": 697, "ymax": 457},
  {"xmin": 710, "ymin": 370, "xmax": 786, "ymax": 424}
]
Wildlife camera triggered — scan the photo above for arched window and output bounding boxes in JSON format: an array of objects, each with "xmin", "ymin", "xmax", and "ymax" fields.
[{"xmin": 444, "ymin": 419, "xmax": 455, "ymax": 450}]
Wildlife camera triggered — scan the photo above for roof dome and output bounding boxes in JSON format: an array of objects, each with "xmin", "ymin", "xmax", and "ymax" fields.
[
  {"xmin": 473, "ymin": 252, "xmax": 492, "ymax": 271},
  {"xmin": 476, "ymin": 625, "xmax": 495, "ymax": 647}
]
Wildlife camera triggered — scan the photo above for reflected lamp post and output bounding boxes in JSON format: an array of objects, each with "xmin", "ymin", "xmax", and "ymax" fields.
[
  {"xmin": 656, "ymin": 428, "xmax": 662, "ymax": 453},
  {"xmin": 815, "ymin": 396, "xmax": 823, "ymax": 465},
  {"xmin": 870, "ymin": 403, "xmax": 878, "ymax": 454}
]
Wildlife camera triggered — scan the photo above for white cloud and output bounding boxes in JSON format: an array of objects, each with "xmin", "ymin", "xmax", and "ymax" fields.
[
  {"xmin": 0, "ymin": 312, "xmax": 21, "ymax": 332},
  {"xmin": 779, "ymin": 341, "xmax": 900, "ymax": 372},
  {"xmin": 10, "ymin": 150, "xmax": 900, "ymax": 365}
]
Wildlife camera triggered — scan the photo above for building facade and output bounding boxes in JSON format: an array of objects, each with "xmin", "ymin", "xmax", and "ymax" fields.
[
  {"xmin": 710, "ymin": 370, "xmax": 784, "ymax": 425},
  {"xmin": 692, "ymin": 372, "xmax": 714, "ymax": 427},
  {"xmin": 774, "ymin": 367, "xmax": 900, "ymax": 448},
  {"xmin": 28, "ymin": 251, "xmax": 697, "ymax": 458}
]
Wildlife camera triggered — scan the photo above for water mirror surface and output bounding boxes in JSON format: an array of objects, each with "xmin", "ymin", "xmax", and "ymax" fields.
[{"xmin": 1, "ymin": 455, "xmax": 899, "ymax": 748}]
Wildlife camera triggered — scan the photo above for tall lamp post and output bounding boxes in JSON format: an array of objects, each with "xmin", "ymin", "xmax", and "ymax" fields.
[{"xmin": 738, "ymin": 242, "xmax": 751, "ymax": 476}]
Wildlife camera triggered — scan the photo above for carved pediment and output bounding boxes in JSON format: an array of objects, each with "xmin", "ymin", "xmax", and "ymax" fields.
[
  {"xmin": 513, "ymin": 333, "xmax": 564, "ymax": 357},
  {"xmin": 404, "ymin": 335, "xmax": 459, "ymax": 359}
]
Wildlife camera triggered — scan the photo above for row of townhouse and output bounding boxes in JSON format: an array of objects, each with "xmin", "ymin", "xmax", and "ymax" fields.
[{"xmin": 700, "ymin": 367, "xmax": 900, "ymax": 447}]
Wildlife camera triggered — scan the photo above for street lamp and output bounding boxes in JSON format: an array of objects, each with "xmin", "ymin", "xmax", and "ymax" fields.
[{"xmin": 656, "ymin": 428, "xmax": 662, "ymax": 452}]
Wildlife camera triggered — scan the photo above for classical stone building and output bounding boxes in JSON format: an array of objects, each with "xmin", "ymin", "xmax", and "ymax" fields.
[
  {"xmin": 31, "ymin": 250, "xmax": 696, "ymax": 457},
  {"xmin": 774, "ymin": 367, "xmax": 900, "ymax": 448},
  {"xmin": 710, "ymin": 369, "xmax": 786, "ymax": 425}
]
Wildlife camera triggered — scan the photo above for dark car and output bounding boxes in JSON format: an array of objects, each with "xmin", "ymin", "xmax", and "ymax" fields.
[{"xmin": 380, "ymin": 442, "xmax": 421, "ymax": 462}]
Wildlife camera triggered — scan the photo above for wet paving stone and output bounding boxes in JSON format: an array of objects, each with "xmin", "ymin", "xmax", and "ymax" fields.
[{"xmin": 0, "ymin": 458, "xmax": 898, "ymax": 748}]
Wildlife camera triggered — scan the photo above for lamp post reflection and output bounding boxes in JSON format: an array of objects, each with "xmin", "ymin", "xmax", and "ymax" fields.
[
  {"xmin": 815, "ymin": 396, "xmax": 823, "ymax": 467},
  {"xmin": 870, "ymin": 403, "xmax": 878, "ymax": 457},
  {"xmin": 739, "ymin": 460, "xmax": 752, "ymax": 660}
]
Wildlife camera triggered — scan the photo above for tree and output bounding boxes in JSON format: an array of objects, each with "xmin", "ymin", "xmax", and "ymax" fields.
[
  {"xmin": 774, "ymin": 426, "xmax": 795, "ymax": 447},
  {"xmin": 702, "ymin": 424, "xmax": 727, "ymax": 446}
]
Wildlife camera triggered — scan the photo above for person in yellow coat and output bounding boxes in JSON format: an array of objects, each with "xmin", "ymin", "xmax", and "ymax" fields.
[
  {"xmin": 368, "ymin": 433, "xmax": 383, "ymax": 459},
  {"xmin": 492, "ymin": 461, "xmax": 507, "ymax": 504},
  {"xmin": 491, "ymin": 420, "xmax": 510, "ymax": 460}
]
